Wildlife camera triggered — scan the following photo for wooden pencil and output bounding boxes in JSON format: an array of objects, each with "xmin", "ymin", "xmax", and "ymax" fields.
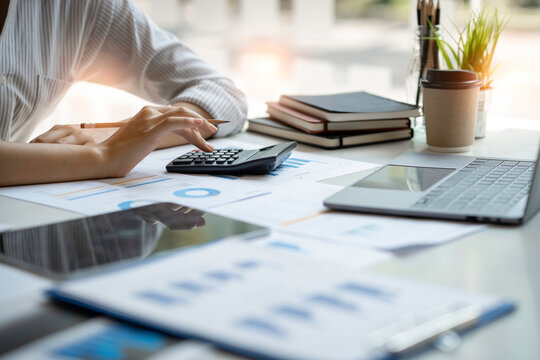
[{"xmin": 80, "ymin": 119, "xmax": 230, "ymax": 128}]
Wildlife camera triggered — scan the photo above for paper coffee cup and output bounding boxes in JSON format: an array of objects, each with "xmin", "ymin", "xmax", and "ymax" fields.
[{"xmin": 421, "ymin": 70, "xmax": 482, "ymax": 152}]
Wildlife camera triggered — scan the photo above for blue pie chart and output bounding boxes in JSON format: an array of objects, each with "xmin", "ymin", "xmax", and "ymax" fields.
[
  {"xmin": 173, "ymin": 188, "xmax": 221, "ymax": 198},
  {"xmin": 118, "ymin": 200, "xmax": 157, "ymax": 210}
]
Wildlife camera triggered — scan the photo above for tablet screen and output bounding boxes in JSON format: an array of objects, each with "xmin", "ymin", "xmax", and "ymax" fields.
[{"xmin": 0, "ymin": 202, "xmax": 266, "ymax": 279}]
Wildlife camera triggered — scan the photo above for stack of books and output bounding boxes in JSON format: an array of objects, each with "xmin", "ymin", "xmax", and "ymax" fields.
[{"xmin": 248, "ymin": 91, "xmax": 420, "ymax": 149}]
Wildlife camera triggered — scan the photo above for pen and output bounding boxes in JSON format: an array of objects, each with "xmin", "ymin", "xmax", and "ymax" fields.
[
  {"xmin": 80, "ymin": 119, "xmax": 230, "ymax": 128},
  {"xmin": 384, "ymin": 305, "xmax": 481, "ymax": 355}
]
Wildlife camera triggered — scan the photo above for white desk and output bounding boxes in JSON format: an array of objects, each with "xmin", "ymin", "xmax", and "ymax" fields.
[{"xmin": 1, "ymin": 120, "xmax": 539, "ymax": 359}]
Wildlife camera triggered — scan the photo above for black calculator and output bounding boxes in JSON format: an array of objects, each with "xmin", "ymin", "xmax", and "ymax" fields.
[{"xmin": 166, "ymin": 141, "xmax": 297, "ymax": 175}]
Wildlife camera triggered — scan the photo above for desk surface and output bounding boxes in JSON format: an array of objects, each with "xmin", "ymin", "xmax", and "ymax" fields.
[{"xmin": 1, "ymin": 119, "xmax": 539, "ymax": 359}]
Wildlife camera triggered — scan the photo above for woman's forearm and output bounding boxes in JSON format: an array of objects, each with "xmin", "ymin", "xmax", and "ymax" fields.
[
  {"xmin": 0, "ymin": 141, "xmax": 109, "ymax": 186},
  {"xmin": 0, "ymin": 104, "xmax": 213, "ymax": 187}
]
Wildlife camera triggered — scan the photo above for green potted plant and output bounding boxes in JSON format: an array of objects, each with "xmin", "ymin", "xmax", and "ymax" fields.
[{"xmin": 430, "ymin": 8, "xmax": 509, "ymax": 138}]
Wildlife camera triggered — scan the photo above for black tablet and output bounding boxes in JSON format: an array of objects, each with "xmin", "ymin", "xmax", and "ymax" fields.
[{"xmin": 0, "ymin": 202, "xmax": 267, "ymax": 280}]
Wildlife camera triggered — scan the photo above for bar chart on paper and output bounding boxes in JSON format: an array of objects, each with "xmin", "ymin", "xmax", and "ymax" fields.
[
  {"xmin": 51, "ymin": 241, "xmax": 507, "ymax": 360},
  {"xmin": 202, "ymin": 146, "xmax": 378, "ymax": 186},
  {"xmin": 55, "ymin": 241, "xmax": 404, "ymax": 345},
  {"xmin": 0, "ymin": 171, "xmax": 269, "ymax": 216},
  {"xmin": 282, "ymin": 211, "xmax": 485, "ymax": 250},
  {"xmin": 269, "ymin": 157, "xmax": 312, "ymax": 176},
  {"xmin": 211, "ymin": 156, "xmax": 313, "ymax": 181},
  {"xmin": 251, "ymin": 231, "xmax": 392, "ymax": 269},
  {"xmin": 42, "ymin": 174, "xmax": 173, "ymax": 202}
]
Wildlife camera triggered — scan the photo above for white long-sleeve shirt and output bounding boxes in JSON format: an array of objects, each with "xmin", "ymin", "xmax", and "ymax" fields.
[{"xmin": 0, "ymin": 0, "xmax": 247, "ymax": 142}]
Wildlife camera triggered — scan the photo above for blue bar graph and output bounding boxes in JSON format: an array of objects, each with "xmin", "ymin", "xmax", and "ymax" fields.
[
  {"xmin": 68, "ymin": 189, "xmax": 120, "ymax": 201},
  {"xmin": 279, "ymin": 163, "xmax": 300, "ymax": 169},
  {"xmin": 205, "ymin": 271, "xmax": 242, "ymax": 282},
  {"xmin": 136, "ymin": 291, "xmax": 186, "ymax": 305},
  {"xmin": 288, "ymin": 158, "xmax": 311, "ymax": 164},
  {"xmin": 268, "ymin": 157, "xmax": 311, "ymax": 176},
  {"xmin": 235, "ymin": 260, "xmax": 260, "ymax": 270},
  {"xmin": 343, "ymin": 223, "xmax": 379, "ymax": 236},
  {"xmin": 173, "ymin": 281, "xmax": 208, "ymax": 293},
  {"xmin": 286, "ymin": 158, "xmax": 311, "ymax": 166},
  {"xmin": 339, "ymin": 282, "xmax": 395, "ymax": 302},
  {"xmin": 307, "ymin": 294, "xmax": 358, "ymax": 312},
  {"xmin": 267, "ymin": 241, "xmax": 303, "ymax": 252},
  {"xmin": 125, "ymin": 178, "xmax": 172, "ymax": 188},
  {"xmin": 274, "ymin": 306, "xmax": 313, "ymax": 322},
  {"xmin": 237, "ymin": 318, "xmax": 287, "ymax": 338},
  {"xmin": 209, "ymin": 157, "xmax": 313, "ymax": 178}
]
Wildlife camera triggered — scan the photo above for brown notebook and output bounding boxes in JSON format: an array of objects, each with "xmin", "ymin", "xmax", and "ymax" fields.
[
  {"xmin": 267, "ymin": 102, "xmax": 411, "ymax": 134},
  {"xmin": 248, "ymin": 117, "xmax": 413, "ymax": 149}
]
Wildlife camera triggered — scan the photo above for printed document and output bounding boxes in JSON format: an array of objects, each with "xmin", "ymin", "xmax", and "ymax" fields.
[
  {"xmin": 281, "ymin": 211, "xmax": 485, "ymax": 251},
  {"xmin": 0, "ymin": 139, "xmax": 376, "ymax": 216},
  {"xmin": 212, "ymin": 182, "xmax": 485, "ymax": 251},
  {"xmin": 251, "ymin": 230, "xmax": 392, "ymax": 269},
  {"xmin": 50, "ymin": 240, "xmax": 512, "ymax": 360}
]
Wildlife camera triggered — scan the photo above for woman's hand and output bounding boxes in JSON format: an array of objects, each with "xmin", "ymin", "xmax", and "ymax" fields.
[
  {"xmin": 30, "ymin": 104, "xmax": 217, "ymax": 149},
  {"xmin": 97, "ymin": 104, "xmax": 216, "ymax": 177},
  {"xmin": 0, "ymin": 104, "xmax": 219, "ymax": 186},
  {"xmin": 31, "ymin": 124, "xmax": 114, "ymax": 145}
]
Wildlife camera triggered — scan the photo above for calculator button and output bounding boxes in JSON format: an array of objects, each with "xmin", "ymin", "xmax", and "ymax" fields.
[
  {"xmin": 227, "ymin": 159, "xmax": 236, "ymax": 164},
  {"xmin": 216, "ymin": 159, "xmax": 226, "ymax": 164},
  {"xmin": 194, "ymin": 159, "xmax": 204, "ymax": 164},
  {"xmin": 205, "ymin": 159, "xmax": 216, "ymax": 164}
]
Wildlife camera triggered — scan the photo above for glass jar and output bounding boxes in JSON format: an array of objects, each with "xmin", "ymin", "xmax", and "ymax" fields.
[{"xmin": 406, "ymin": 25, "xmax": 441, "ymax": 129}]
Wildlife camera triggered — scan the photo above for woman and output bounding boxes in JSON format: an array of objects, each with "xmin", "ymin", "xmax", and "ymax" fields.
[{"xmin": 0, "ymin": 0, "xmax": 247, "ymax": 186}]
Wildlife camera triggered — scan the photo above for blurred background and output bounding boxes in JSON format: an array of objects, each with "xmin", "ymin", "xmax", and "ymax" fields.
[{"xmin": 35, "ymin": 0, "xmax": 540, "ymax": 138}]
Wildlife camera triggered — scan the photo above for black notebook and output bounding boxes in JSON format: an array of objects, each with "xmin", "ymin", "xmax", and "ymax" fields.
[
  {"xmin": 248, "ymin": 117, "xmax": 413, "ymax": 149},
  {"xmin": 279, "ymin": 91, "xmax": 420, "ymax": 121}
]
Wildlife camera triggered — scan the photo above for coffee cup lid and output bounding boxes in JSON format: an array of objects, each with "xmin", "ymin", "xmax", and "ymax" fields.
[{"xmin": 421, "ymin": 69, "xmax": 482, "ymax": 89}]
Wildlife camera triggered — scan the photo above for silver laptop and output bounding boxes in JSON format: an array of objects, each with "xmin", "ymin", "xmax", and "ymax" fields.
[{"xmin": 324, "ymin": 145, "xmax": 540, "ymax": 225}]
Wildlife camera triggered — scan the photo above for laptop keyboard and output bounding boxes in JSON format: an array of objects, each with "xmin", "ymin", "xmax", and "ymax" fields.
[{"xmin": 413, "ymin": 158, "xmax": 535, "ymax": 214}]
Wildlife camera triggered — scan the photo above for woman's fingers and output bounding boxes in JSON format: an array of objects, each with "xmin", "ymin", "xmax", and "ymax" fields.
[
  {"xmin": 155, "ymin": 117, "xmax": 204, "ymax": 130},
  {"xmin": 201, "ymin": 120, "xmax": 218, "ymax": 134},
  {"xmin": 114, "ymin": 104, "xmax": 215, "ymax": 152},
  {"xmin": 135, "ymin": 105, "xmax": 203, "ymax": 122},
  {"xmin": 175, "ymin": 128, "xmax": 214, "ymax": 152},
  {"xmin": 30, "ymin": 125, "xmax": 95, "ymax": 145},
  {"xmin": 146, "ymin": 116, "xmax": 213, "ymax": 152},
  {"xmin": 149, "ymin": 117, "xmax": 201, "ymax": 138},
  {"xmin": 31, "ymin": 125, "xmax": 71, "ymax": 143},
  {"xmin": 162, "ymin": 107, "xmax": 217, "ymax": 134}
]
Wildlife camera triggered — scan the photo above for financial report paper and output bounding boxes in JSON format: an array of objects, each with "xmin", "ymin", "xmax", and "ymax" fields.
[
  {"xmin": 50, "ymin": 240, "xmax": 511, "ymax": 360},
  {"xmin": 0, "ymin": 139, "xmax": 377, "ymax": 216}
]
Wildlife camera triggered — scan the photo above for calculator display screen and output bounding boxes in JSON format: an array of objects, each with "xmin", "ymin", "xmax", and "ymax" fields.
[
  {"xmin": 354, "ymin": 165, "xmax": 455, "ymax": 192},
  {"xmin": 0, "ymin": 203, "xmax": 266, "ymax": 279}
]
